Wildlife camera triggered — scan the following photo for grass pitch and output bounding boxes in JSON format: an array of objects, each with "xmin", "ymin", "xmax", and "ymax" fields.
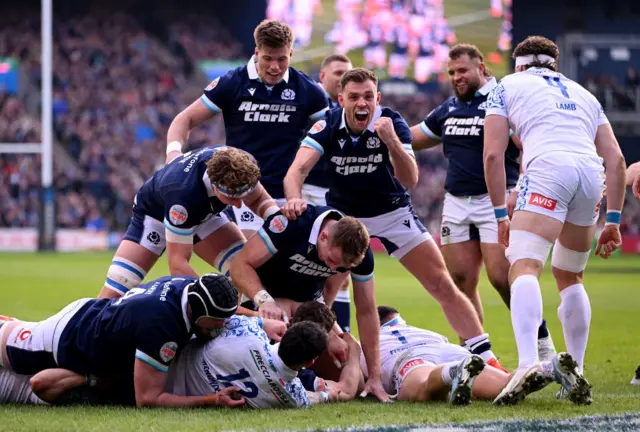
[{"xmin": 0, "ymin": 252, "xmax": 639, "ymax": 431}]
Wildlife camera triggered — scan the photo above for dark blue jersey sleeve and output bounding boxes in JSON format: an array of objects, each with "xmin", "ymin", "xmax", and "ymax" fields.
[
  {"xmin": 391, "ymin": 114, "xmax": 415, "ymax": 156},
  {"xmin": 300, "ymin": 118, "xmax": 331, "ymax": 156},
  {"xmin": 257, "ymin": 212, "xmax": 310, "ymax": 255},
  {"xmin": 134, "ymin": 314, "xmax": 185, "ymax": 373},
  {"xmin": 420, "ymin": 103, "xmax": 447, "ymax": 141},
  {"xmin": 307, "ymin": 82, "xmax": 330, "ymax": 121},
  {"xmin": 200, "ymin": 70, "xmax": 236, "ymax": 114},
  {"xmin": 163, "ymin": 187, "xmax": 200, "ymax": 237},
  {"xmin": 350, "ymin": 246, "xmax": 375, "ymax": 283}
]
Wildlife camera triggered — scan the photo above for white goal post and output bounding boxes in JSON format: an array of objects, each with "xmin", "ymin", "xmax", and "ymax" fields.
[{"xmin": 0, "ymin": 0, "xmax": 55, "ymax": 250}]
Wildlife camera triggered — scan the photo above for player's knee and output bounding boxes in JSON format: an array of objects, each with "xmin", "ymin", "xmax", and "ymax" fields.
[
  {"xmin": 213, "ymin": 240, "xmax": 245, "ymax": 277},
  {"xmin": 449, "ymin": 270, "xmax": 479, "ymax": 293},
  {"xmin": 105, "ymin": 258, "xmax": 146, "ymax": 296},
  {"xmin": 505, "ymin": 230, "xmax": 553, "ymax": 268},
  {"xmin": 427, "ymin": 271, "xmax": 461, "ymax": 304}
]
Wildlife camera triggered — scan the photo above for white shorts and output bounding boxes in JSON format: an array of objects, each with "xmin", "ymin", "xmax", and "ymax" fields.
[
  {"xmin": 301, "ymin": 184, "xmax": 328, "ymax": 206},
  {"xmin": 391, "ymin": 343, "xmax": 471, "ymax": 392},
  {"xmin": 0, "ymin": 369, "xmax": 45, "ymax": 405},
  {"xmin": 441, "ymin": 191, "xmax": 512, "ymax": 245},
  {"xmin": 517, "ymin": 153, "xmax": 605, "ymax": 226},
  {"xmin": 2, "ymin": 299, "xmax": 91, "ymax": 375},
  {"xmin": 359, "ymin": 206, "xmax": 432, "ymax": 260},
  {"xmin": 231, "ymin": 198, "xmax": 287, "ymax": 233},
  {"xmin": 124, "ymin": 211, "xmax": 231, "ymax": 256}
]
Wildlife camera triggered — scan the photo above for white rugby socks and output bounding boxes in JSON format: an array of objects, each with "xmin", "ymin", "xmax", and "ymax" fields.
[
  {"xmin": 510, "ymin": 275, "xmax": 543, "ymax": 369},
  {"xmin": 441, "ymin": 361, "xmax": 460, "ymax": 386},
  {"xmin": 557, "ymin": 284, "xmax": 591, "ymax": 373}
]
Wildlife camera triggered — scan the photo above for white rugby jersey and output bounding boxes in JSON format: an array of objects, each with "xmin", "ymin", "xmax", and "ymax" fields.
[
  {"xmin": 360, "ymin": 317, "xmax": 448, "ymax": 392},
  {"xmin": 166, "ymin": 316, "xmax": 309, "ymax": 409},
  {"xmin": 486, "ymin": 67, "xmax": 609, "ymax": 169},
  {"xmin": 0, "ymin": 369, "xmax": 45, "ymax": 405}
]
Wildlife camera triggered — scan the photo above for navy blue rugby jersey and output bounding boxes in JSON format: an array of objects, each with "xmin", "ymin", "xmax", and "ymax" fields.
[
  {"xmin": 419, "ymin": 78, "xmax": 520, "ymax": 196},
  {"xmin": 56, "ymin": 276, "xmax": 195, "ymax": 378},
  {"xmin": 255, "ymin": 205, "xmax": 374, "ymax": 302},
  {"xmin": 304, "ymin": 91, "xmax": 340, "ymax": 190},
  {"xmin": 200, "ymin": 57, "xmax": 329, "ymax": 199},
  {"xmin": 301, "ymin": 106, "xmax": 415, "ymax": 218},
  {"xmin": 134, "ymin": 146, "xmax": 230, "ymax": 239}
]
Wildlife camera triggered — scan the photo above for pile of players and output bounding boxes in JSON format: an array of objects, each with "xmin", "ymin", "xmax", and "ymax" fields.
[{"xmin": 2, "ymin": 19, "xmax": 637, "ymax": 409}]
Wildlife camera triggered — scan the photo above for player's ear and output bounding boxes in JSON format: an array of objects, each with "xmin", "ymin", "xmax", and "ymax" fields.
[
  {"xmin": 254, "ymin": 47, "xmax": 259, "ymax": 58},
  {"xmin": 289, "ymin": 48, "xmax": 293, "ymax": 58},
  {"xmin": 338, "ymin": 92, "xmax": 344, "ymax": 106},
  {"xmin": 376, "ymin": 91, "xmax": 382, "ymax": 104}
]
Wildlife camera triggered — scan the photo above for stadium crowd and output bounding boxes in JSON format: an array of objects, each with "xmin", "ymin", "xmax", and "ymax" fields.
[{"xmin": 0, "ymin": 8, "xmax": 638, "ymax": 236}]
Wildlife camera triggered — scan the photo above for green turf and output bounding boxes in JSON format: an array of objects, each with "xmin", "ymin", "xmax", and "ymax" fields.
[{"xmin": 0, "ymin": 252, "xmax": 639, "ymax": 431}]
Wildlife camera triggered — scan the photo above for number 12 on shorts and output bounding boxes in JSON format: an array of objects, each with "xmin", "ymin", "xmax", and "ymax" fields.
[{"xmin": 543, "ymin": 76, "xmax": 570, "ymax": 99}]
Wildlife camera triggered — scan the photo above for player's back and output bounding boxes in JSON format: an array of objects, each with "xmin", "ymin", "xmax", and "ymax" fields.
[
  {"xmin": 167, "ymin": 316, "xmax": 309, "ymax": 409},
  {"xmin": 489, "ymin": 68, "xmax": 605, "ymax": 169}
]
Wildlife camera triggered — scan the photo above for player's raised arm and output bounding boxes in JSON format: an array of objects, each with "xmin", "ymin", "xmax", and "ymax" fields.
[
  {"xmin": 166, "ymin": 98, "xmax": 216, "ymax": 164},
  {"xmin": 376, "ymin": 116, "xmax": 418, "ymax": 189},
  {"xmin": 594, "ymin": 121, "xmax": 626, "ymax": 258}
]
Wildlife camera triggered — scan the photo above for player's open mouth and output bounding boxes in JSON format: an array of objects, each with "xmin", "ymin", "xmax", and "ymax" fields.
[
  {"xmin": 355, "ymin": 110, "xmax": 368, "ymax": 122},
  {"xmin": 455, "ymin": 82, "xmax": 467, "ymax": 91}
]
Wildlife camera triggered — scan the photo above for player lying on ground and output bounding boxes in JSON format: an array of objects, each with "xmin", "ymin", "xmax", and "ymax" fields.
[
  {"xmin": 0, "ymin": 316, "xmax": 357, "ymax": 408},
  {"xmin": 0, "ymin": 275, "xmax": 245, "ymax": 408},
  {"xmin": 283, "ymin": 67, "xmax": 506, "ymax": 373},
  {"xmin": 371, "ymin": 306, "xmax": 589, "ymax": 406},
  {"xmin": 100, "ymin": 146, "xmax": 278, "ymax": 301},
  {"xmin": 409, "ymin": 44, "xmax": 555, "ymax": 360},
  {"xmin": 230, "ymin": 205, "xmax": 388, "ymax": 401},
  {"xmin": 484, "ymin": 35, "xmax": 627, "ymax": 405},
  {"xmin": 167, "ymin": 20, "xmax": 328, "ymax": 239}
]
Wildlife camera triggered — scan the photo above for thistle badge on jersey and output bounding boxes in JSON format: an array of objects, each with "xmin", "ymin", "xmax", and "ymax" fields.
[
  {"xmin": 160, "ymin": 341, "xmax": 178, "ymax": 363},
  {"xmin": 281, "ymin": 89, "xmax": 296, "ymax": 100},
  {"xmin": 269, "ymin": 215, "xmax": 288, "ymax": 233},
  {"xmin": 366, "ymin": 137, "xmax": 381, "ymax": 149}
]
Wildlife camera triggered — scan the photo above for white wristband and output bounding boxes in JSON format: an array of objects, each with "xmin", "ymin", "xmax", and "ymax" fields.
[
  {"xmin": 253, "ymin": 289, "xmax": 275, "ymax": 307},
  {"xmin": 262, "ymin": 205, "xmax": 280, "ymax": 219},
  {"xmin": 166, "ymin": 141, "xmax": 183, "ymax": 156}
]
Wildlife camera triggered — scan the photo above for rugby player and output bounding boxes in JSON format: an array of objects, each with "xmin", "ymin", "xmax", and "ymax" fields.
[
  {"xmin": 283, "ymin": 67, "xmax": 506, "ymax": 373},
  {"xmin": 484, "ymin": 36, "xmax": 627, "ymax": 405},
  {"xmin": 0, "ymin": 274, "xmax": 244, "ymax": 408},
  {"xmin": 166, "ymin": 20, "xmax": 329, "ymax": 239},
  {"xmin": 305, "ymin": 54, "xmax": 354, "ymax": 332},
  {"xmin": 409, "ymin": 44, "xmax": 555, "ymax": 360},
  {"xmin": 99, "ymin": 146, "xmax": 276, "ymax": 300},
  {"xmin": 627, "ymin": 161, "xmax": 640, "ymax": 200},
  {"xmin": 229, "ymin": 205, "xmax": 386, "ymax": 400},
  {"xmin": 368, "ymin": 306, "xmax": 580, "ymax": 406}
]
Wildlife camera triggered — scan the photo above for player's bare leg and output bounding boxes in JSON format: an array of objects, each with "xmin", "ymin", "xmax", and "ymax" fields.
[
  {"xmin": 99, "ymin": 241, "xmax": 157, "ymax": 299},
  {"xmin": 193, "ymin": 222, "xmax": 246, "ymax": 277},
  {"xmin": 400, "ymin": 239, "xmax": 502, "ymax": 369},
  {"xmin": 441, "ymin": 240, "xmax": 484, "ymax": 340}
]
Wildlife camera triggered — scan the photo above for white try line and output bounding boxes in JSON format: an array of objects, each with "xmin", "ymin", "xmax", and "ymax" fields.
[{"xmin": 0, "ymin": 143, "xmax": 42, "ymax": 154}]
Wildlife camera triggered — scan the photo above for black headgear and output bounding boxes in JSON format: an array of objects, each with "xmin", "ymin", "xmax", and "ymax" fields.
[{"xmin": 187, "ymin": 274, "xmax": 238, "ymax": 325}]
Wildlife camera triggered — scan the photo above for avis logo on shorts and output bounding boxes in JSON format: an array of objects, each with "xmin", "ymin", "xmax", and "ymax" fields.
[{"xmin": 528, "ymin": 193, "xmax": 557, "ymax": 211}]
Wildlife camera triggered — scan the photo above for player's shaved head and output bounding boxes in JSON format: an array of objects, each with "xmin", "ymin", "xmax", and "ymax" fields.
[
  {"xmin": 513, "ymin": 36, "xmax": 559, "ymax": 71},
  {"xmin": 291, "ymin": 301, "xmax": 336, "ymax": 332},
  {"xmin": 278, "ymin": 322, "xmax": 328, "ymax": 368},
  {"xmin": 254, "ymin": 19, "xmax": 295, "ymax": 49},
  {"xmin": 206, "ymin": 147, "xmax": 261, "ymax": 195},
  {"xmin": 328, "ymin": 217, "xmax": 370, "ymax": 268}
]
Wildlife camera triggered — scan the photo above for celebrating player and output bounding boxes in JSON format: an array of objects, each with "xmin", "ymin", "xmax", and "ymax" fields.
[
  {"xmin": 283, "ymin": 67, "xmax": 506, "ymax": 373},
  {"xmin": 99, "ymin": 146, "xmax": 275, "ymax": 299},
  {"xmin": 166, "ymin": 20, "xmax": 329, "ymax": 239},
  {"xmin": 410, "ymin": 44, "xmax": 555, "ymax": 359},
  {"xmin": 0, "ymin": 274, "xmax": 243, "ymax": 408},
  {"xmin": 484, "ymin": 36, "xmax": 627, "ymax": 404},
  {"xmin": 305, "ymin": 54, "xmax": 354, "ymax": 332}
]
